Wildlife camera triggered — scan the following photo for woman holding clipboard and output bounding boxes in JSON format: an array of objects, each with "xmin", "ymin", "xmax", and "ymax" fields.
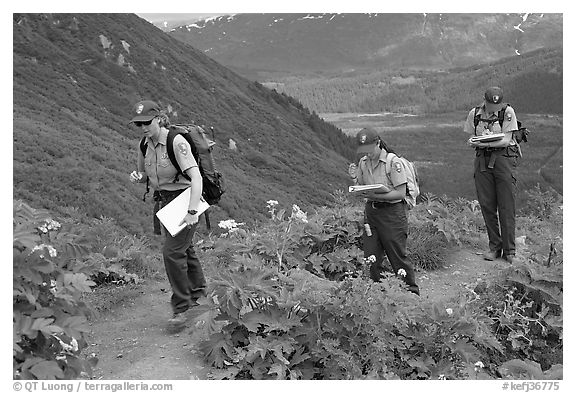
[
  {"xmin": 464, "ymin": 87, "xmax": 520, "ymax": 264},
  {"xmin": 127, "ymin": 100, "xmax": 206, "ymax": 332}
]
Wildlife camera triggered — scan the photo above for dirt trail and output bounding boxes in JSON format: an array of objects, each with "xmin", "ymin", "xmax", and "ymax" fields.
[
  {"xmin": 85, "ymin": 248, "xmax": 507, "ymax": 380},
  {"xmin": 86, "ymin": 281, "xmax": 207, "ymax": 380}
]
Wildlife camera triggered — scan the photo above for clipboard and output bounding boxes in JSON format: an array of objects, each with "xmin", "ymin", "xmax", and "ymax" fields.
[
  {"xmin": 155, "ymin": 188, "xmax": 210, "ymax": 236},
  {"xmin": 349, "ymin": 184, "xmax": 386, "ymax": 193},
  {"xmin": 470, "ymin": 133, "xmax": 505, "ymax": 143}
]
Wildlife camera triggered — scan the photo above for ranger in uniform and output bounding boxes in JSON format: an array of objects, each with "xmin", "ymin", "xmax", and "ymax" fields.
[
  {"xmin": 464, "ymin": 87, "xmax": 520, "ymax": 264},
  {"xmin": 349, "ymin": 128, "xmax": 419, "ymax": 295},
  {"xmin": 128, "ymin": 100, "xmax": 206, "ymax": 331}
]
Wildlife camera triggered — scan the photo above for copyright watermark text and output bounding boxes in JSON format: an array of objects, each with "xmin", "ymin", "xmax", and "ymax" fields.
[
  {"xmin": 13, "ymin": 381, "xmax": 173, "ymax": 393},
  {"xmin": 501, "ymin": 381, "xmax": 560, "ymax": 391}
]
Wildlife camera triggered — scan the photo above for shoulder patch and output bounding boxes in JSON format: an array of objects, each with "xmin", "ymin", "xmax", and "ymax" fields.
[
  {"xmin": 506, "ymin": 113, "xmax": 513, "ymax": 122},
  {"xmin": 394, "ymin": 161, "xmax": 402, "ymax": 173},
  {"xmin": 177, "ymin": 142, "xmax": 189, "ymax": 156}
]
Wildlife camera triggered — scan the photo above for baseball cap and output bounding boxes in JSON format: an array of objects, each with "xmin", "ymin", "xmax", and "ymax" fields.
[
  {"xmin": 484, "ymin": 87, "xmax": 504, "ymax": 110},
  {"xmin": 129, "ymin": 100, "xmax": 160, "ymax": 123},
  {"xmin": 356, "ymin": 127, "xmax": 380, "ymax": 154}
]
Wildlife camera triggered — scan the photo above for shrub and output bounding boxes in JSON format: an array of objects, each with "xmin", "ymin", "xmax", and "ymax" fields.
[
  {"xmin": 13, "ymin": 200, "xmax": 157, "ymax": 379},
  {"xmin": 470, "ymin": 261, "xmax": 563, "ymax": 374},
  {"xmin": 13, "ymin": 201, "xmax": 97, "ymax": 379},
  {"xmin": 190, "ymin": 195, "xmax": 562, "ymax": 380},
  {"xmin": 192, "ymin": 262, "xmax": 503, "ymax": 380}
]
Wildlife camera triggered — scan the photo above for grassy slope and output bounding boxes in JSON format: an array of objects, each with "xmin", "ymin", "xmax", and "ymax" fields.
[{"xmin": 12, "ymin": 13, "xmax": 355, "ymax": 234}]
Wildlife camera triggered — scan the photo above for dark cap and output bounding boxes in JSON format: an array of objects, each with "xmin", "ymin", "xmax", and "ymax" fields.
[
  {"xmin": 129, "ymin": 100, "xmax": 160, "ymax": 123},
  {"xmin": 484, "ymin": 86, "xmax": 503, "ymax": 105},
  {"xmin": 356, "ymin": 127, "xmax": 380, "ymax": 154}
]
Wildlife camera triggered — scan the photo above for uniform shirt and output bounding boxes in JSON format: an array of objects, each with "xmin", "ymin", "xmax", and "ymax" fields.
[
  {"xmin": 463, "ymin": 104, "xmax": 518, "ymax": 146},
  {"xmin": 137, "ymin": 127, "xmax": 198, "ymax": 191},
  {"xmin": 357, "ymin": 149, "xmax": 407, "ymax": 203}
]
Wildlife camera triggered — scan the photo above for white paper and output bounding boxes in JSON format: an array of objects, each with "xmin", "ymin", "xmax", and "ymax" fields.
[
  {"xmin": 348, "ymin": 184, "xmax": 386, "ymax": 193},
  {"xmin": 155, "ymin": 188, "xmax": 210, "ymax": 236},
  {"xmin": 470, "ymin": 133, "xmax": 505, "ymax": 143}
]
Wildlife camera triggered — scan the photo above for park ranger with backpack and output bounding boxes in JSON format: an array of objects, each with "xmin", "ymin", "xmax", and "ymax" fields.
[
  {"xmin": 128, "ymin": 100, "xmax": 206, "ymax": 332},
  {"xmin": 464, "ymin": 86, "xmax": 522, "ymax": 264},
  {"xmin": 348, "ymin": 128, "xmax": 420, "ymax": 295}
]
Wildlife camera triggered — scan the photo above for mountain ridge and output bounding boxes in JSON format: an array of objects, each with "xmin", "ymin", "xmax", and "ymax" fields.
[{"xmin": 168, "ymin": 13, "xmax": 563, "ymax": 79}]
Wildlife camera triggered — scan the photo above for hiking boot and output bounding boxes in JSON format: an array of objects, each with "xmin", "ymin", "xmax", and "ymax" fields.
[
  {"xmin": 167, "ymin": 312, "xmax": 187, "ymax": 332},
  {"xmin": 504, "ymin": 255, "xmax": 518, "ymax": 264},
  {"xmin": 483, "ymin": 249, "xmax": 501, "ymax": 261}
]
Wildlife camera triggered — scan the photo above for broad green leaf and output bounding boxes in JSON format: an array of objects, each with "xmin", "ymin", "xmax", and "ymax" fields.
[
  {"xmin": 31, "ymin": 317, "xmax": 62, "ymax": 336},
  {"xmin": 499, "ymin": 359, "xmax": 543, "ymax": 379},
  {"xmin": 31, "ymin": 260, "xmax": 55, "ymax": 274},
  {"xmin": 268, "ymin": 362, "xmax": 287, "ymax": 380},
  {"xmin": 14, "ymin": 314, "xmax": 37, "ymax": 339},
  {"xmin": 63, "ymin": 273, "xmax": 96, "ymax": 293},
  {"xmin": 29, "ymin": 360, "xmax": 64, "ymax": 380},
  {"xmin": 289, "ymin": 345, "xmax": 310, "ymax": 366},
  {"xmin": 209, "ymin": 366, "xmax": 241, "ymax": 380},
  {"xmin": 60, "ymin": 316, "xmax": 90, "ymax": 338},
  {"xmin": 198, "ymin": 332, "xmax": 234, "ymax": 368},
  {"xmin": 543, "ymin": 364, "xmax": 563, "ymax": 379}
]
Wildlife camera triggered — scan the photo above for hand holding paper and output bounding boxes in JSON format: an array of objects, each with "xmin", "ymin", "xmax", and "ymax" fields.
[
  {"xmin": 155, "ymin": 188, "xmax": 210, "ymax": 236},
  {"xmin": 469, "ymin": 133, "xmax": 505, "ymax": 144}
]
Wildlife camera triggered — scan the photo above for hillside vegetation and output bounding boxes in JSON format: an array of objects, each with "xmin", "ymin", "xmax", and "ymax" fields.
[
  {"xmin": 13, "ymin": 13, "xmax": 356, "ymax": 235},
  {"xmin": 14, "ymin": 186, "xmax": 563, "ymax": 379},
  {"xmin": 270, "ymin": 47, "xmax": 562, "ymax": 115}
]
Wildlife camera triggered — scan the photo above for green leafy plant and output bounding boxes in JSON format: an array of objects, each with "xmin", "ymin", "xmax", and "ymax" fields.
[
  {"xmin": 191, "ymin": 199, "xmax": 530, "ymax": 380},
  {"xmin": 472, "ymin": 261, "xmax": 563, "ymax": 373},
  {"xmin": 13, "ymin": 201, "xmax": 97, "ymax": 379}
]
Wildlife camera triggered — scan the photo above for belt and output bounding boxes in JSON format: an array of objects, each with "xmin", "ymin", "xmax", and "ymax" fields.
[
  {"xmin": 157, "ymin": 188, "xmax": 186, "ymax": 201},
  {"xmin": 368, "ymin": 201, "xmax": 402, "ymax": 209},
  {"xmin": 476, "ymin": 147, "xmax": 505, "ymax": 156},
  {"xmin": 476, "ymin": 147, "xmax": 505, "ymax": 171}
]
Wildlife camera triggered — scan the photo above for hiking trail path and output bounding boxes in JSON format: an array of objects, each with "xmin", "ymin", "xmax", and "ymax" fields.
[{"xmin": 86, "ymin": 248, "xmax": 507, "ymax": 380}]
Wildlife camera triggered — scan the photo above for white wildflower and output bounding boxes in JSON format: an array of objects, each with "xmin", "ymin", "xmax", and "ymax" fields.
[
  {"xmin": 49, "ymin": 279, "xmax": 58, "ymax": 295},
  {"xmin": 365, "ymin": 255, "xmax": 376, "ymax": 263},
  {"xmin": 266, "ymin": 200, "xmax": 279, "ymax": 216},
  {"xmin": 47, "ymin": 245, "xmax": 57, "ymax": 257},
  {"xmin": 290, "ymin": 204, "xmax": 308, "ymax": 223},
  {"xmin": 474, "ymin": 361, "xmax": 484, "ymax": 370},
  {"xmin": 31, "ymin": 244, "xmax": 58, "ymax": 258},
  {"xmin": 438, "ymin": 374, "xmax": 446, "ymax": 380},
  {"xmin": 446, "ymin": 308, "xmax": 453, "ymax": 316},
  {"xmin": 55, "ymin": 335, "xmax": 78, "ymax": 353},
  {"xmin": 47, "ymin": 219, "xmax": 61, "ymax": 230},
  {"xmin": 38, "ymin": 219, "xmax": 61, "ymax": 233},
  {"xmin": 397, "ymin": 268, "xmax": 407, "ymax": 277},
  {"xmin": 218, "ymin": 219, "xmax": 244, "ymax": 231}
]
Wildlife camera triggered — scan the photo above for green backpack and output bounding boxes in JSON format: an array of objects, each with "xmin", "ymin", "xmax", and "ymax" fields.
[
  {"xmin": 140, "ymin": 124, "xmax": 224, "ymax": 205},
  {"xmin": 385, "ymin": 153, "xmax": 420, "ymax": 209}
]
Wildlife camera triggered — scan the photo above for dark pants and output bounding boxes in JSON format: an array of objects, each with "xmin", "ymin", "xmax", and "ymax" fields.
[
  {"xmin": 474, "ymin": 149, "xmax": 518, "ymax": 257},
  {"xmin": 153, "ymin": 191, "xmax": 162, "ymax": 235},
  {"xmin": 364, "ymin": 201, "xmax": 419, "ymax": 295},
  {"xmin": 159, "ymin": 190, "xmax": 206, "ymax": 315}
]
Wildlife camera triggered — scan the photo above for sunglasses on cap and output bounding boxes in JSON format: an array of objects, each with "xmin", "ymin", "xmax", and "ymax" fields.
[{"xmin": 134, "ymin": 119, "xmax": 153, "ymax": 127}]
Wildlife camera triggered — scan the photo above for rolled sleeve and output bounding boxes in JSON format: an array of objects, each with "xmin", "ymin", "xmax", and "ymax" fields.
[
  {"xmin": 389, "ymin": 158, "xmax": 408, "ymax": 188},
  {"xmin": 172, "ymin": 134, "xmax": 198, "ymax": 173},
  {"xmin": 501, "ymin": 106, "xmax": 519, "ymax": 133}
]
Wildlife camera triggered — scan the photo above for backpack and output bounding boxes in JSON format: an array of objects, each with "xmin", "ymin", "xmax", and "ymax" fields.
[
  {"xmin": 140, "ymin": 124, "xmax": 225, "ymax": 206},
  {"xmin": 385, "ymin": 153, "xmax": 420, "ymax": 209},
  {"xmin": 473, "ymin": 104, "xmax": 529, "ymax": 143}
]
